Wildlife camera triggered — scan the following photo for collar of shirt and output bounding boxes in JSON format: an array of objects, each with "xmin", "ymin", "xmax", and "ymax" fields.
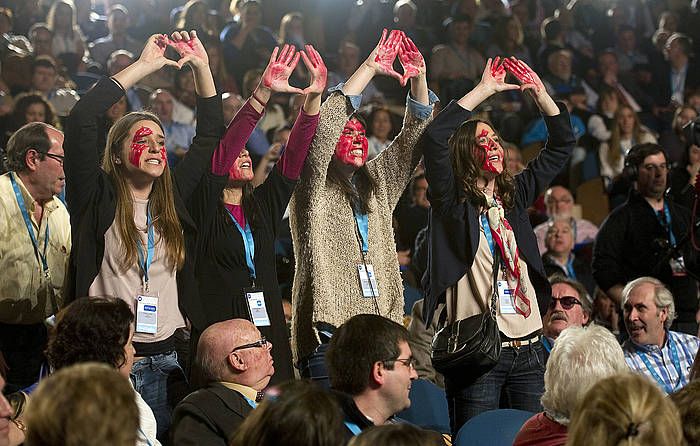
[
  {"xmin": 625, "ymin": 330, "xmax": 668, "ymax": 354},
  {"xmin": 220, "ymin": 381, "xmax": 259, "ymax": 403},
  {"xmin": 12, "ymin": 172, "xmax": 59, "ymax": 222}
]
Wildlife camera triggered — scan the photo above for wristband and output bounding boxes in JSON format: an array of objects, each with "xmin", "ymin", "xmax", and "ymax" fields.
[
  {"xmin": 110, "ymin": 76, "xmax": 126, "ymax": 92},
  {"xmin": 251, "ymin": 91, "xmax": 268, "ymax": 108}
]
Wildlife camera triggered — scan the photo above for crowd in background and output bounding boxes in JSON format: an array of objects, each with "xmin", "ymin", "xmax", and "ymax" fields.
[{"xmin": 1, "ymin": 0, "xmax": 700, "ymax": 445}]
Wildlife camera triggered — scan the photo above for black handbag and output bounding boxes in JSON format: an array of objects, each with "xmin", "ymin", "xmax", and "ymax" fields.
[{"xmin": 431, "ymin": 251, "xmax": 502, "ymax": 379}]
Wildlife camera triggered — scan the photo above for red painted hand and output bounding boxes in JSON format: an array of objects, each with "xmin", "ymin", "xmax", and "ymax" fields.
[
  {"xmin": 300, "ymin": 44, "xmax": 327, "ymax": 95},
  {"xmin": 370, "ymin": 28, "xmax": 403, "ymax": 81},
  {"xmin": 398, "ymin": 34, "xmax": 425, "ymax": 86},
  {"xmin": 137, "ymin": 34, "xmax": 180, "ymax": 70},
  {"xmin": 262, "ymin": 44, "xmax": 304, "ymax": 94},
  {"xmin": 503, "ymin": 57, "xmax": 540, "ymax": 92},
  {"xmin": 478, "ymin": 57, "xmax": 519, "ymax": 94},
  {"xmin": 167, "ymin": 30, "xmax": 209, "ymax": 68}
]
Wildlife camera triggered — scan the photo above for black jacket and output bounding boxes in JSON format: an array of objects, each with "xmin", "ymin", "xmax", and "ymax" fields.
[
  {"xmin": 592, "ymin": 189, "xmax": 700, "ymax": 320},
  {"xmin": 171, "ymin": 382, "xmax": 253, "ymax": 446},
  {"xmin": 63, "ymin": 78, "xmax": 224, "ymax": 333},
  {"xmin": 421, "ymin": 100, "xmax": 576, "ymax": 324},
  {"xmin": 541, "ymin": 253, "xmax": 597, "ymax": 297}
]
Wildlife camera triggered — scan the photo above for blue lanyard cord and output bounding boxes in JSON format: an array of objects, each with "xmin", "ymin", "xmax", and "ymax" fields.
[
  {"xmin": 226, "ymin": 209, "xmax": 256, "ymax": 280},
  {"xmin": 639, "ymin": 335, "xmax": 684, "ymax": 394},
  {"xmin": 243, "ymin": 396, "xmax": 257, "ymax": 409},
  {"xmin": 137, "ymin": 427, "xmax": 153, "ymax": 446},
  {"xmin": 657, "ymin": 202, "xmax": 677, "ymax": 247},
  {"xmin": 565, "ymin": 256, "xmax": 577, "ymax": 279},
  {"xmin": 354, "ymin": 210, "xmax": 369, "ymax": 253},
  {"xmin": 10, "ymin": 173, "xmax": 50, "ymax": 277},
  {"xmin": 136, "ymin": 206, "xmax": 155, "ymax": 291},
  {"xmin": 480, "ymin": 213, "xmax": 495, "ymax": 256},
  {"xmin": 344, "ymin": 421, "xmax": 362, "ymax": 436}
]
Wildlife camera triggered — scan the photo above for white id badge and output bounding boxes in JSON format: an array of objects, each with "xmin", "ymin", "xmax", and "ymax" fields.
[
  {"xmin": 497, "ymin": 280, "xmax": 517, "ymax": 314},
  {"xmin": 358, "ymin": 264, "xmax": 380, "ymax": 298},
  {"xmin": 135, "ymin": 295, "xmax": 158, "ymax": 334},
  {"xmin": 245, "ymin": 289, "xmax": 271, "ymax": 327},
  {"xmin": 670, "ymin": 256, "xmax": 687, "ymax": 277}
]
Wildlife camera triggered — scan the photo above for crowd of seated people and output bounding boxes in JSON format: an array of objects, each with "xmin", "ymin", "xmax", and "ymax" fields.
[{"xmin": 0, "ymin": 0, "xmax": 700, "ymax": 445}]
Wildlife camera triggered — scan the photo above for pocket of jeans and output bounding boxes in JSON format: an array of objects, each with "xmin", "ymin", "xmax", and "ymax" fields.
[{"xmin": 151, "ymin": 353, "xmax": 183, "ymax": 377}]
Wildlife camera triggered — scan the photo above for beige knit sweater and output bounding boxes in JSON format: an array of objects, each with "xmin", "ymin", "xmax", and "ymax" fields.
[{"xmin": 289, "ymin": 92, "xmax": 432, "ymax": 362}]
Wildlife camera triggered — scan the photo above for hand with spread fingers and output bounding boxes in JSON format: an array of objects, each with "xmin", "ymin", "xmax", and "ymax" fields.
[
  {"xmin": 398, "ymin": 34, "xmax": 426, "ymax": 86},
  {"xmin": 503, "ymin": 56, "xmax": 559, "ymax": 115},
  {"xmin": 261, "ymin": 44, "xmax": 305, "ymax": 94},
  {"xmin": 168, "ymin": 30, "xmax": 209, "ymax": 69},
  {"xmin": 366, "ymin": 28, "xmax": 404, "ymax": 82},
  {"xmin": 137, "ymin": 33, "xmax": 182, "ymax": 71},
  {"xmin": 479, "ymin": 57, "xmax": 520, "ymax": 95},
  {"xmin": 300, "ymin": 44, "xmax": 327, "ymax": 95}
]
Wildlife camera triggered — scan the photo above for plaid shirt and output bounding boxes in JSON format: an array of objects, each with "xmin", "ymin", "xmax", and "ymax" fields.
[{"xmin": 623, "ymin": 330, "xmax": 700, "ymax": 395}]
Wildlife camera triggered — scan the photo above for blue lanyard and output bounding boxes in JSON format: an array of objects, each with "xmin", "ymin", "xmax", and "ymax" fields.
[
  {"xmin": 565, "ymin": 256, "xmax": 576, "ymax": 279},
  {"xmin": 344, "ymin": 421, "xmax": 362, "ymax": 436},
  {"xmin": 243, "ymin": 395, "xmax": 257, "ymax": 409},
  {"xmin": 639, "ymin": 335, "xmax": 684, "ymax": 394},
  {"xmin": 137, "ymin": 427, "xmax": 153, "ymax": 446},
  {"xmin": 541, "ymin": 337, "xmax": 553, "ymax": 353},
  {"xmin": 657, "ymin": 202, "xmax": 677, "ymax": 247},
  {"xmin": 136, "ymin": 206, "xmax": 155, "ymax": 291},
  {"xmin": 10, "ymin": 173, "xmax": 50, "ymax": 278},
  {"xmin": 353, "ymin": 210, "xmax": 369, "ymax": 253},
  {"xmin": 480, "ymin": 213, "xmax": 495, "ymax": 255},
  {"xmin": 226, "ymin": 209, "xmax": 256, "ymax": 280}
]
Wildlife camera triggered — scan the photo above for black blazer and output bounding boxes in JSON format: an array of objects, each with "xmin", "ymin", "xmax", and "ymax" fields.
[
  {"xmin": 420, "ymin": 100, "xmax": 576, "ymax": 324},
  {"xmin": 63, "ymin": 78, "xmax": 224, "ymax": 332},
  {"xmin": 171, "ymin": 382, "xmax": 254, "ymax": 446}
]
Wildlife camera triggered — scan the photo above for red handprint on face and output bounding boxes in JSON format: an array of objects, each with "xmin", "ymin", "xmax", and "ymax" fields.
[
  {"xmin": 373, "ymin": 28, "xmax": 403, "ymax": 81},
  {"xmin": 262, "ymin": 44, "xmax": 304, "ymax": 94},
  {"xmin": 300, "ymin": 44, "xmax": 327, "ymax": 95},
  {"xmin": 398, "ymin": 34, "xmax": 425, "ymax": 86}
]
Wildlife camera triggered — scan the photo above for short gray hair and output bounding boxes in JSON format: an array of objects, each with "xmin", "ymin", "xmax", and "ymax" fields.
[
  {"xmin": 541, "ymin": 325, "xmax": 628, "ymax": 425},
  {"xmin": 621, "ymin": 277, "xmax": 675, "ymax": 329}
]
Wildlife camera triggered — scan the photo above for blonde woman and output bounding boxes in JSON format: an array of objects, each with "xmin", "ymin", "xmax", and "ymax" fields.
[
  {"xmin": 598, "ymin": 105, "xmax": 657, "ymax": 180},
  {"xmin": 63, "ymin": 31, "xmax": 221, "ymax": 440}
]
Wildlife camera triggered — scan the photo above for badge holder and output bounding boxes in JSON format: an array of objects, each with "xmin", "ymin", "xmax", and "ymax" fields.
[
  {"xmin": 136, "ymin": 293, "xmax": 158, "ymax": 335},
  {"xmin": 497, "ymin": 280, "xmax": 517, "ymax": 314},
  {"xmin": 244, "ymin": 287, "xmax": 271, "ymax": 327}
]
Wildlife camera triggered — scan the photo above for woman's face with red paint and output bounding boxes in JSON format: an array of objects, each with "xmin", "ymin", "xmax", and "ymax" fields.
[
  {"xmin": 334, "ymin": 118, "xmax": 368, "ymax": 169},
  {"xmin": 120, "ymin": 120, "xmax": 167, "ymax": 179},
  {"xmin": 228, "ymin": 148, "xmax": 254, "ymax": 184},
  {"xmin": 474, "ymin": 122, "xmax": 504, "ymax": 175}
]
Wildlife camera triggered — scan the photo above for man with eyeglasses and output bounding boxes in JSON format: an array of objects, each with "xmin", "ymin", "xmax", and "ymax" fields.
[
  {"xmin": 325, "ymin": 314, "xmax": 418, "ymax": 441},
  {"xmin": 621, "ymin": 277, "xmax": 699, "ymax": 395},
  {"xmin": 593, "ymin": 143, "xmax": 700, "ymax": 337},
  {"xmin": 541, "ymin": 275, "xmax": 591, "ymax": 356},
  {"xmin": 533, "ymin": 185, "xmax": 599, "ymax": 255},
  {"xmin": 0, "ymin": 122, "xmax": 70, "ymax": 392},
  {"xmin": 171, "ymin": 319, "xmax": 274, "ymax": 446}
]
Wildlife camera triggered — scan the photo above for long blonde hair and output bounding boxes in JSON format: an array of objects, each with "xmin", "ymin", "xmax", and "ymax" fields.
[
  {"xmin": 607, "ymin": 105, "xmax": 645, "ymax": 169},
  {"xmin": 102, "ymin": 112, "xmax": 185, "ymax": 272}
]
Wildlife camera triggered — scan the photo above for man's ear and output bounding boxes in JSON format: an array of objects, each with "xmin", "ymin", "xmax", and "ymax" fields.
[
  {"xmin": 658, "ymin": 307, "xmax": 668, "ymax": 325},
  {"xmin": 228, "ymin": 352, "xmax": 248, "ymax": 373},
  {"xmin": 370, "ymin": 361, "xmax": 386, "ymax": 386},
  {"xmin": 25, "ymin": 149, "xmax": 39, "ymax": 172}
]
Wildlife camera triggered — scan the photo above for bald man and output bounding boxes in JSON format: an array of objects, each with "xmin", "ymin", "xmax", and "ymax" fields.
[{"xmin": 170, "ymin": 319, "xmax": 274, "ymax": 446}]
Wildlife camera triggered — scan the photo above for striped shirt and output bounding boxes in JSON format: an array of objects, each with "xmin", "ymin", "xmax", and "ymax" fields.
[{"xmin": 623, "ymin": 330, "xmax": 700, "ymax": 395}]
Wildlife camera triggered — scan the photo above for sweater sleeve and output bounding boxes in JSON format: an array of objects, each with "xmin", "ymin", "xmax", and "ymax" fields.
[
  {"xmin": 211, "ymin": 100, "xmax": 263, "ymax": 176},
  {"xmin": 276, "ymin": 108, "xmax": 320, "ymax": 180}
]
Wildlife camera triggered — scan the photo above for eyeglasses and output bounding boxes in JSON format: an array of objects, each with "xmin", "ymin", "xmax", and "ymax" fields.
[
  {"xmin": 231, "ymin": 336, "xmax": 269, "ymax": 353},
  {"xmin": 383, "ymin": 357, "xmax": 416, "ymax": 370},
  {"xmin": 548, "ymin": 295, "xmax": 582, "ymax": 311},
  {"xmin": 44, "ymin": 153, "xmax": 65, "ymax": 166}
]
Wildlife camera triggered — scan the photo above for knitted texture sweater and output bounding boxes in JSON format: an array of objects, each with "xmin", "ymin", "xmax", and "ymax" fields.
[{"xmin": 289, "ymin": 92, "xmax": 432, "ymax": 362}]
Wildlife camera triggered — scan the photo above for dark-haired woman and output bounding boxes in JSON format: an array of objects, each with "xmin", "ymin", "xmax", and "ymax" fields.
[
  {"xmin": 63, "ymin": 31, "xmax": 222, "ymax": 440},
  {"xmin": 289, "ymin": 30, "xmax": 437, "ymax": 381},
  {"xmin": 189, "ymin": 44, "xmax": 325, "ymax": 383},
  {"xmin": 421, "ymin": 57, "xmax": 575, "ymax": 434}
]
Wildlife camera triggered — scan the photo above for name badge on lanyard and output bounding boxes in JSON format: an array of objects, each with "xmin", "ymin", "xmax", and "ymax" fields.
[
  {"xmin": 658, "ymin": 203, "xmax": 687, "ymax": 277},
  {"xmin": 10, "ymin": 173, "xmax": 51, "ymax": 280},
  {"xmin": 497, "ymin": 280, "xmax": 517, "ymax": 314},
  {"xmin": 354, "ymin": 211, "xmax": 379, "ymax": 298},
  {"xmin": 135, "ymin": 205, "xmax": 158, "ymax": 335}
]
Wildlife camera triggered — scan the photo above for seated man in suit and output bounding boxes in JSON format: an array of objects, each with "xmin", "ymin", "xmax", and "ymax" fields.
[{"xmin": 171, "ymin": 319, "xmax": 274, "ymax": 445}]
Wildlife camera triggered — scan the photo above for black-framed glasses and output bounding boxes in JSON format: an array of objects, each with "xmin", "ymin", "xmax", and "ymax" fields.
[
  {"xmin": 548, "ymin": 295, "xmax": 582, "ymax": 311},
  {"xmin": 44, "ymin": 153, "xmax": 65, "ymax": 166},
  {"xmin": 231, "ymin": 336, "xmax": 269, "ymax": 353},
  {"xmin": 383, "ymin": 357, "xmax": 416, "ymax": 370}
]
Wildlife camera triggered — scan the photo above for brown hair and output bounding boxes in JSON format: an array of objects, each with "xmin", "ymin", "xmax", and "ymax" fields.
[
  {"xmin": 448, "ymin": 118, "xmax": 515, "ymax": 210},
  {"xmin": 25, "ymin": 363, "xmax": 138, "ymax": 446},
  {"xmin": 670, "ymin": 379, "xmax": 700, "ymax": 446},
  {"xmin": 102, "ymin": 111, "xmax": 185, "ymax": 271},
  {"xmin": 4, "ymin": 122, "xmax": 58, "ymax": 172}
]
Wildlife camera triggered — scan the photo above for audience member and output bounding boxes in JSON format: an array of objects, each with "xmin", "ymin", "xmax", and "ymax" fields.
[
  {"xmin": 613, "ymin": 26, "xmax": 649, "ymax": 75},
  {"xmin": 229, "ymin": 380, "xmax": 346, "ymax": 446},
  {"xmin": 365, "ymin": 106, "xmax": 396, "ymax": 160},
  {"xmin": 660, "ymin": 105, "xmax": 697, "ymax": 165},
  {"xmin": 653, "ymin": 33, "xmax": 700, "ymax": 109},
  {"xmin": 326, "ymin": 41, "xmax": 385, "ymax": 105},
  {"xmin": 89, "ymin": 5, "xmax": 143, "ymax": 70},
  {"xmin": 621, "ymin": 277, "xmax": 700, "ymax": 394},
  {"xmin": 326, "ymin": 314, "xmax": 418, "ymax": 440},
  {"xmin": 593, "ymin": 144, "xmax": 700, "ymax": 335},
  {"xmin": 668, "ymin": 135, "xmax": 700, "ymax": 211},
  {"xmin": 598, "ymin": 105, "xmax": 657, "ymax": 181},
  {"xmin": 514, "ymin": 325, "xmax": 627, "ymax": 446},
  {"xmin": 541, "ymin": 220, "xmax": 596, "ymax": 296},
  {"xmin": 24, "ymin": 363, "xmax": 139, "ymax": 446},
  {"xmin": 541, "ymin": 275, "xmax": 591, "ymax": 353},
  {"xmin": 348, "ymin": 423, "xmax": 445, "ymax": 446},
  {"xmin": 566, "ymin": 373, "xmax": 683, "ymax": 446},
  {"xmin": 28, "ymin": 23, "xmax": 54, "ymax": 59},
  {"xmin": 106, "ymin": 50, "xmax": 144, "ymax": 112},
  {"xmin": 670, "ymin": 379, "xmax": 700, "ymax": 446},
  {"xmin": 0, "ymin": 122, "xmax": 70, "ymax": 391},
  {"xmin": 148, "ymin": 88, "xmax": 195, "ymax": 166},
  {"xmin": 171, "ymin": 319, "xmax": 274, "ymax": 445},
  {"xmin": 46, "ymin": 0, "xmax": 86, "ymax": 60}
]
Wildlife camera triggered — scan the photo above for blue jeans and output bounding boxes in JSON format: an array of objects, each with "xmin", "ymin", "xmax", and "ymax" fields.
[
  {"xmin": 297, "ymin": 342, "xmax": 330, "ymax": 389},
  {"xmin": 131, "ymin": 351, "xmax": 188, "ymax": 443},
  {"xmin": 444, "ymin": 341, "xmax": 546, "ymax": 436}
]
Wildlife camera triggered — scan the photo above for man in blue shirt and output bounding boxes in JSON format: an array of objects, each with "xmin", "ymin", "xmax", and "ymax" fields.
[{"xmin": 622, "ymin": 276, "xmax": 700, "ymax": 395}]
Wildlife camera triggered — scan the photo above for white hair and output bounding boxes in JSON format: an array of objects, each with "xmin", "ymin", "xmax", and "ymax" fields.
[
  {"xmin": 540, "ymin": 325, "xmax": 628, "ymax": 425},
  {"xmin": 621, "ymin": 276, "xmax": 676, "ymax": 329}
]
